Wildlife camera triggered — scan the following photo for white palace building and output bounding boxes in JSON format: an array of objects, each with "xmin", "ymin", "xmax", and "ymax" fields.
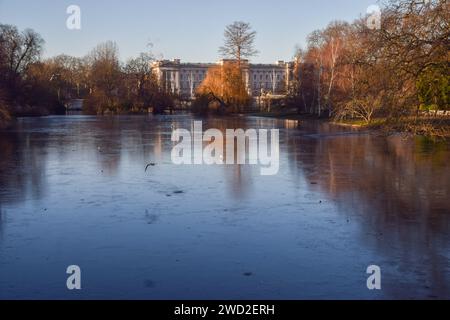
[{"xmin": 152, "ymin": 59, "xmax": 295, "ymax": 100}]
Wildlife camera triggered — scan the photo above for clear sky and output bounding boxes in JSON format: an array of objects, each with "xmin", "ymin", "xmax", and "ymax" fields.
[{"xmin": 0, "ymin": 0, "xmax": 376, "ymax": 63}]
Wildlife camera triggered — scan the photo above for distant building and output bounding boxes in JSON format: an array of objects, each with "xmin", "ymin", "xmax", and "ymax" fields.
[{"xmin": 151, "ymin": 59, "xmax": 295, "ymax": 99}]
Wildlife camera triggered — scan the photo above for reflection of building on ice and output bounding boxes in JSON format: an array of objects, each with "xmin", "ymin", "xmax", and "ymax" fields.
[{"xmin": 152, "ymin": 59, "xmax": 295, "ymax": 100}]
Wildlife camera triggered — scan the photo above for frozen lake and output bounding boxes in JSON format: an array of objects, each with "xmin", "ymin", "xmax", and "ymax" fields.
[{"xmin": 0, "ymin": 114, "xmax": 449, "ymax": 299}]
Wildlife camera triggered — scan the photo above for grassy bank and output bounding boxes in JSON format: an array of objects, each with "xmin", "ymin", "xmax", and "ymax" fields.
[{"xmin": 246, "ymin": 109, "xmax": 450, "ymax": 139}]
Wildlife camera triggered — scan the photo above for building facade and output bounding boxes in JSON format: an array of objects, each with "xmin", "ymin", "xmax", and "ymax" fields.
[{"xmin": 152, "ymin": 59, "xmax": 294, "ymax": 99}]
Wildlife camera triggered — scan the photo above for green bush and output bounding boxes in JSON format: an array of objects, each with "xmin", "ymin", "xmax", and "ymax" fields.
[{"xmin": 417, "ymin": 64, "xmax": 449, "ymax": 111}]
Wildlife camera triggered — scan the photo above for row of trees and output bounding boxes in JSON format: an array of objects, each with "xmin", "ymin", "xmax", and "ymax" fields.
[
  {"xmin": 0, "ymin": 24, "xmax": 174, "ymax": 128},
  {"xmin": 1, "ymin": 20, "xmax": 256, "ymax": 122},
  {"xmin": 289, "ymin": 0, "xmax": 449, "ymax": 123}
]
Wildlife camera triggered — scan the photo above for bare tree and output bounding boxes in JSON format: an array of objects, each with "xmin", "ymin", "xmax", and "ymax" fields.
[
  {"xmin": 307, "ymin": 30, "xmax": 325, "ymax": 116},
  {"xmin": 219, "ymin": 21, "xmax": 259, "ymax": 65},
  {"xmin": 124, "ymin": 52, "xmax": 156, "ymax": 108},
  {"xmin": 0, "ymin": 25, "xmax": 44, "ymax": 76}
]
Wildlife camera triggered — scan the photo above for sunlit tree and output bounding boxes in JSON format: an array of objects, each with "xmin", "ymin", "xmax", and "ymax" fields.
[{"xmin": 197, "ymin": 61, "xmax": 251, "ymax": 113}]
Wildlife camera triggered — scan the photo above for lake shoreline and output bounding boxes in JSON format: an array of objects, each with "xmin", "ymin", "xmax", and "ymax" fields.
[
  {"xmin": 245, "ymin": 111, "xmax": 450, "ymax": 139},
  {"xmin": 3, "ymin": 109, "xmax": 449, "ymax": 139}
]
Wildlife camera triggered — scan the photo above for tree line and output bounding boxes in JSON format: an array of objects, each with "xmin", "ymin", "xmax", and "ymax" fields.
[
  {"xmin": 0, "ymin": 26, "xmax": 174, "ymax": 128},
  {"xmin": 1, "ymin": 0, "xmax": 448, "ymax": 132},
  {"xmin": 288, "ymin": 0, "xmax": 449, "ymax": 125}
]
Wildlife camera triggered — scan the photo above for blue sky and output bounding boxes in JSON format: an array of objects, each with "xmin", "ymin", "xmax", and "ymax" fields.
[{"xmin": 0, "ymin": 0, "xmax": 376, "ymax": 63}]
